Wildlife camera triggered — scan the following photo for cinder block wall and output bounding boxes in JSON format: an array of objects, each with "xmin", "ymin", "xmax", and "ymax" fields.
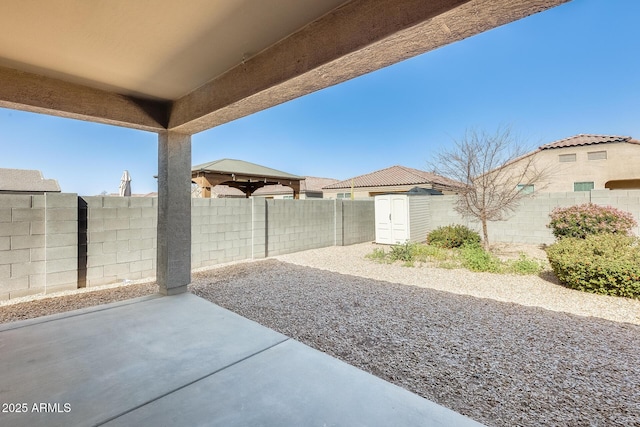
[
  {"xmin": 426, "ymin": 190, "xmax": 639, "ymax": 245},
  {"xmin": 0, "ymin": 193, "xmax": 77, "ymax": 300},
  {"xmin": 44, "ymin": 194, "xmax": 78, "ymax": 293},
  {"xmin": 191, "ymin": 198, "xmax": 252, "ymax": 269},
  {"xmin": 342, "ymin": 200, "xmax": 375, "ymax": 245},
  {"xmin": 0, "ymin": 194, "xmax": 44, "ymax": 300},
  {"xmin": 81, "ymin": 196, "xmax": 157, "ymax": 287},
  {"xmin": 4, "ymin": 190, "xmax": 638, "ymax": 300},
  {"xmin": 266, "ymin": 199, "xmax": 335, "ymax": 256},
  {"xmin": 591, "ymin": 190, "xmax": 640, "ymax": 236},
  {"xmin": 0, "ymin": 195, "xmax": 375, "ymax": 300}
]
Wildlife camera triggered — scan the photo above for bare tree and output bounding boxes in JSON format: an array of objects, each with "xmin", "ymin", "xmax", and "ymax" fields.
[{"xmin": 430, "ymin": 126, "xmax": 548, "ymax": 249}]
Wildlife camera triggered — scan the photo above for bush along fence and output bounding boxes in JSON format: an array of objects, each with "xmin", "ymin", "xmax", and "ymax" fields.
[
  {"xmin": 0, "ymin": 195, "xmax": 375, "ymax": 300},
  {"xmin": 545, "ymin": 203, "xmax": 640, "ymax": 299}
]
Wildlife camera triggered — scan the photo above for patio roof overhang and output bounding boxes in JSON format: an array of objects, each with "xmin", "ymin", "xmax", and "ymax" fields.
[
  {"xmin": 0, "ymin": 0, "xmax": 569, "ymax": 134},
  {"xmin": 0, "ymin": 0, "xmax": 569, "ymax": 293}
]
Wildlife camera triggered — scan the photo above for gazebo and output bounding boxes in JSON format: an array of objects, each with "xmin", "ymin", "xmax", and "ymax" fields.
[{"xmin": 192, "ymin": 159, "xmax": 303, "ymax": 198}]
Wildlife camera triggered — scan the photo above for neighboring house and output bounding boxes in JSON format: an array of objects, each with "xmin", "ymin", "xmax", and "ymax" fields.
[
  {"xmin": 0, "ymin": 168, "xmax": 61, "ymax": 194},
  {"xmin": 252, "ymin": 177, "xmax": 339, "ymax": 199},
  {"xmin": 497, "ymin": 134, "xmax": 640, "ymax": 193},
  {"xmin": 322, "ymin": 165, "xmax": 463, "ymax": 199}
]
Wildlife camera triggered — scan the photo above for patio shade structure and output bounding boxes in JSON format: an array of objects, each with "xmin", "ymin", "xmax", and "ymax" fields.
[
  {"xmin": 192, "ymin": 159, "xmax": 303, "ymax": 198},
  {"xmin": 0, "ymin": 0, "xmax": 569, "ymax": 294},
  {"xmin": 0, "ymin": 0, "xmax": 570, "ymax": 424}
]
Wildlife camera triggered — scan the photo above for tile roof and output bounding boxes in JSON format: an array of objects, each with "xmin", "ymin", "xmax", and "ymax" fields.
[
  {"xmin": 323, "ymin": 165, "xmax": 462, "ymax": 189},
  {"xmin": 0, "ymin": 168, "xmax": 61, "ymax": 192},
  {"xmin": 539, "ymin": 134, "xmax": 636, "ymax": 150}
]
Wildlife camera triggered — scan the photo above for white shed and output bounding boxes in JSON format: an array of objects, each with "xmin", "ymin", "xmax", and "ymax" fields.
[{"xmin": 374, "ymin": 188, "xmax": 441, "ymax": 244}]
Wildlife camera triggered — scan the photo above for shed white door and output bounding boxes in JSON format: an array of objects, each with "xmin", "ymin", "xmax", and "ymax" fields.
[
  {"xmin": 375, "ymin": 195, "xmax": 409, "ymax": 244},
  {"xmin": 375, "ymin": 196, "xmax": 392, "ymax": 244}
]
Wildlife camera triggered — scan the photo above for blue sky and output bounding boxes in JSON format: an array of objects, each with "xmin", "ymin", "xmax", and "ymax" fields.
[{"xmin": 2, "ymin": 0, "xmax": 639, "ymax": 196}]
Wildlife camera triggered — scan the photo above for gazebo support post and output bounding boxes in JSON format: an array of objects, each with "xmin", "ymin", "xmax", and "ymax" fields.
[
  {"xmin": 290, "ymin": 181, "xmax": 301, "ymax": 199},
  {"xmin": 157, "ymin": 131, "xmax": 192, "ymax": 295}
]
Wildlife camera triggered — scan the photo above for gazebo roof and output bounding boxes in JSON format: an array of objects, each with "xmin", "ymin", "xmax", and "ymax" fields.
[{"xmin": 192, "ymin": 159, "xmax": 302, "ymax": 181}]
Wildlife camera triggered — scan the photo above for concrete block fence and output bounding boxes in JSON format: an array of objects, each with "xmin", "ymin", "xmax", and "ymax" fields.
[
  {"xmin": 79, "ymin": 196, "xmax": 158, "ymax": 288},
  {"xmin": 0, "ymin": 195, "xmax": 375, "ymax": 300},
  {"xmin": 5, "ymin": 189, "xmax": 636, "ymax": 300},
  {"xmin": 0, "ymin": 193, "xmax": 78, "ymax": 300},
  {"xmin": 426, "ymin": 190, "xmax": 640, "ymax": 245}
]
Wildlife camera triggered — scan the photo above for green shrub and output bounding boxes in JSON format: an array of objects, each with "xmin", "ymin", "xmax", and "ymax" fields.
[
  {"xmin": 546, "ymin": 234, "xmax": 640, "ymax": 298},
  {"xmin": 389, "ymin": 242, "xmax": 418, "ymax": 262},
  {"xmin": 427, "ymin": 225, "xmax": 481, "ymax": 249},
  {"xmin": 414, "ymin": 244, "xmax": 449, "ymax": 262},
  {"xmin": 503, "ymin": 254, "xmax": 545, "ymax": 275},
  {"xmin": 365, "ymin": 247, "xmax": 389, "ymax": 263},
  {"xmin": 365, "ymin": 241, "xmax": 544, "ymax": 276},
  {"xmin": 548, "ymin": 203, "xmax": 637, "ymax": 239},
  {"xmin": 458, "ymin": 243, "xmax": 502, "ymax": 273}
]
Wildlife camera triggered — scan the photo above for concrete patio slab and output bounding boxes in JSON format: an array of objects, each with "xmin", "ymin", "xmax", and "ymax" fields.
[{"xmin": 0, "ymin": 293, "xmax": 484, "ymax": 426}]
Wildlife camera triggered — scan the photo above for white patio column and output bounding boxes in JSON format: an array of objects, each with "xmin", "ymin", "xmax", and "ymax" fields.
[{"xmin": 157, "ymin": 131, "xmax": 192, "ymax": 295}]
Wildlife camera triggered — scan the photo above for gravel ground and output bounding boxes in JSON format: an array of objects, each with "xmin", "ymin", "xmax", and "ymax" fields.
[
  {"xmin": 2, "ymin": 243, "xmax": 639, "ymax": 426},
  {"xmin": 275, "ymin": 243, "xmax": 640, "ymax": 325},
  {"xmin": 0, "ymin": 282, "xmax": 157, "ymax": 323}
]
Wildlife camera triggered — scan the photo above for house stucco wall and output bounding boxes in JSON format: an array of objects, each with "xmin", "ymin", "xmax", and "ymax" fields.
[
  {"xmin": 506, "ymin": 142, "xmax": 640, "ymax": 193},
  {"xmin": 323, "ymin": 184, "xmax": 459, "ymax": 199}
]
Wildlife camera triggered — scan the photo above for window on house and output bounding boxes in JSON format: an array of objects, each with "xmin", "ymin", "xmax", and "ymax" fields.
[
  {"xmin": 574, "ymin": 182, "xmax": 594, "ymax": 192},
  {"xmin": 559, "ymin": 153, "xmax": 576, "ymax": 162},
  {"xmin": 588, "ymin": 151, "xmax": 607, "ymax": 160},
  {"xmin": 282, "ymin": 195, "xmax": 294, "ymax": 199},
  {"xmin": 336, "ymin": 192, "xmax": 351, "ymax": 199},
  {"xmin": 516, "ymin": 184, "xmax": 534, "ymax": 194}
]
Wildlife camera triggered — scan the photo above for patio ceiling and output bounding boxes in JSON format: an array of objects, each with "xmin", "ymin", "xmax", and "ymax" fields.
[{"xmin": 0, "ymin": 0, "xmax": 568, "ymax": 135}]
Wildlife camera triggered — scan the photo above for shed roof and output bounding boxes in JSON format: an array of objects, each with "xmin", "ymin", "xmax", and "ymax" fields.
[
  {"xmin": 0, "ymin": 168, "xmax": 61, "ymax": 193},
  {"xmin": 323, "ymin": 165, "xmax": 462, "ymax": 189}
]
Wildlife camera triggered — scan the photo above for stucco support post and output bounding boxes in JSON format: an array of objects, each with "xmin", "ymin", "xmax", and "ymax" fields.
[{"xmin": 157, "ymin": 131, "xmax": 192, "ymax": 295}]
